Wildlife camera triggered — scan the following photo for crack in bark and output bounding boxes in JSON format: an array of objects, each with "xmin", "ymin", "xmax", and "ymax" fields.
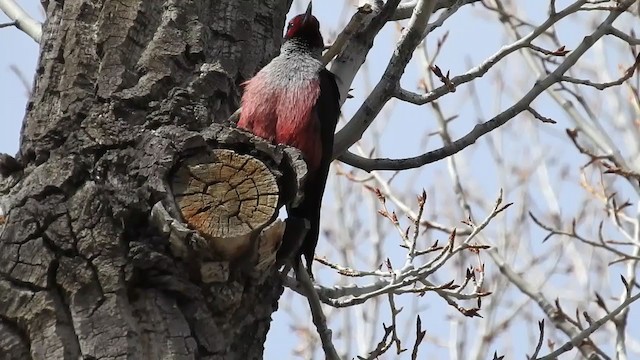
[
  {"xmin": 0, "ymin": 314, "xmax": 31, "ymax": 358},
  {"xmin": 47, "ymin": 258, "xmax": 82, "ymax": 359}
]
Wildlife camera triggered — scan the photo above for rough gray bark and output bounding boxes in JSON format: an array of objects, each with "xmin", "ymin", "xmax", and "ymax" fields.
[{"xmin": 0, "ymin": 0, "xmax": 296, "ymax": 359}]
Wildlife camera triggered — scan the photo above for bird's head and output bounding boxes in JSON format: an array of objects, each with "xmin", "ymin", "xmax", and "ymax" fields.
[{"xmin": 284, "ymin": 2, "xmax": 324, "ymax": 50}]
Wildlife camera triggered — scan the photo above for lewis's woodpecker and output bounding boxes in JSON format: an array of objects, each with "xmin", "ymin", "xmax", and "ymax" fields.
[{"xmin": 237, "ymin": 2, "xmax": 340, "ymax": 277}]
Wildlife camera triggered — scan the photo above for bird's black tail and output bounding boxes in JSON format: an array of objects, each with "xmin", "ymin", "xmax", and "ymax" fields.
[
  {"xmin": 275, "ymin": 216, "xmax": 309, "ymax": 275},
  {"xmin": 275, "ymin": 185, "xmax": 323, "ymax": 278}
]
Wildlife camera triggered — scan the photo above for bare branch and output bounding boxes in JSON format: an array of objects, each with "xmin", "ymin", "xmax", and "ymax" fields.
[
  {"xmin": 283, "ymin": 190, "xmax": 505, "ymax": 314},
  {"xmin": 333, "ymin": 0, "xmax": 439, "ymax": 155},
  {"xmin": 322, "ymin": 4, "xmax": 373, "ymax": 65},
  {"xmin": 392, "ymin": 0, "xmax": 482, "ymax": 20},
  {"xmin": 527, "ymin": 107, "xmax": 558, "ymax": 124},
  {"xmin": 329, "ymin": 0, "xmax": 403, "ymax": 105},
  {"xmin": 0, "ymin": 0, "xmax": 42, "ymax": 42},
  {"xmin": 410, "ymin": 315, "xmax": 426, "ymax": 359},
  {"xmin": 297, "ymin": 263, "xmax": 341, "ymax": 360},
  {"xmin": 559, "ymin": 53, "xmax": 640, "ymax": 90},
  {"xmin": 358, "ymin": 324, "xmax": 395, "ymax": 359},
  {"xmin": 528, "ymin": 320, "xmax": 545, "ymax": 359},
  {"xmin": 607, "ymin": 25, "xmax": 640, "ymax": 45},
  {"xmin": 536, "ymin": 291, "xmax": 640, "ymax": 360},
  {"xmin": 338, "ymin": 0, "xmax": 634, "ymax": 171}
]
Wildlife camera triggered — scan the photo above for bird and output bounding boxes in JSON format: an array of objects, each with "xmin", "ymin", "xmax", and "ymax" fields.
[{"xmin": 237, "ymin": 1, "xmax": 340, "ymax": 278}]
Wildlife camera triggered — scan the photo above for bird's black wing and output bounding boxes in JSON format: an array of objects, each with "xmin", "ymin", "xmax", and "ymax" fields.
[
  {"xmin": 316, "ymin": 69, "xmax": 341, "ymax": 167},
  {"xmin": 277, "ymin": 69, "xmax": 340, "ymax": 278},
  {"xmin": 298, "ymin": 69, "xmax": 340, "ymax": 276}
]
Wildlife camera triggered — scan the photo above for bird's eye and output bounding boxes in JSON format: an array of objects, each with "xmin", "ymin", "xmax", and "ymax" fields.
[{"xmin": 287, "ymin": 22, "xmax": 293, "ymax": 29}]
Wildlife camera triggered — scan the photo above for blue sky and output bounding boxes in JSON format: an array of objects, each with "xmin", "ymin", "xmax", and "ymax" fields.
[
  {"xmin": 2, "ymin": 1, "xmax": 639, "ymax": 359},
  {"xmin": 0, "ymin": 1, "xmax": 40, "ymax": 152}
]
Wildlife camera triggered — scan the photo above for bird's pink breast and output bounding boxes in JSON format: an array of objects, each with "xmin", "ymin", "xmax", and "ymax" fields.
[
  {"xmin": 237, "ymin": 77, "xmax": 278, "ymax": 142},
  {"xmin": 238, "ymin": 74, "xmax": 323, "ymax": 170}
]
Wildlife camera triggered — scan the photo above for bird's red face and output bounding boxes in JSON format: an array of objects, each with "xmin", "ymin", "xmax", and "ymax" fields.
[{"xmin": 284, "ymin": 2, "xmax": 324, "ymax": 49}]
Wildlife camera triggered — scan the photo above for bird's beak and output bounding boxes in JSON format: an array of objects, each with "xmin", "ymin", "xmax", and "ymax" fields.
[{"xmin": 303, "ymin": 1, "xmax": 313, "ymax": 24}]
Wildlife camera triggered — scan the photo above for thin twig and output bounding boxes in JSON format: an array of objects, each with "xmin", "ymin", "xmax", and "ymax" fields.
[{"xmin": 528, "ymin": 320, "xmax": 545, "ymax": 359}]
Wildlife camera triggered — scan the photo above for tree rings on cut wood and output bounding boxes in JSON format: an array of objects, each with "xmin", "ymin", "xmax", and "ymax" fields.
[{"xmin": 171, "ymin": 150, "xmax": 279, "ymax": 260}]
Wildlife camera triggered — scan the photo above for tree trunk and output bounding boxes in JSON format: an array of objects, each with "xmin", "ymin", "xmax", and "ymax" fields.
[{"xmin": 0, "ymin": 1, "xmax": 296, "ymax": 359}]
